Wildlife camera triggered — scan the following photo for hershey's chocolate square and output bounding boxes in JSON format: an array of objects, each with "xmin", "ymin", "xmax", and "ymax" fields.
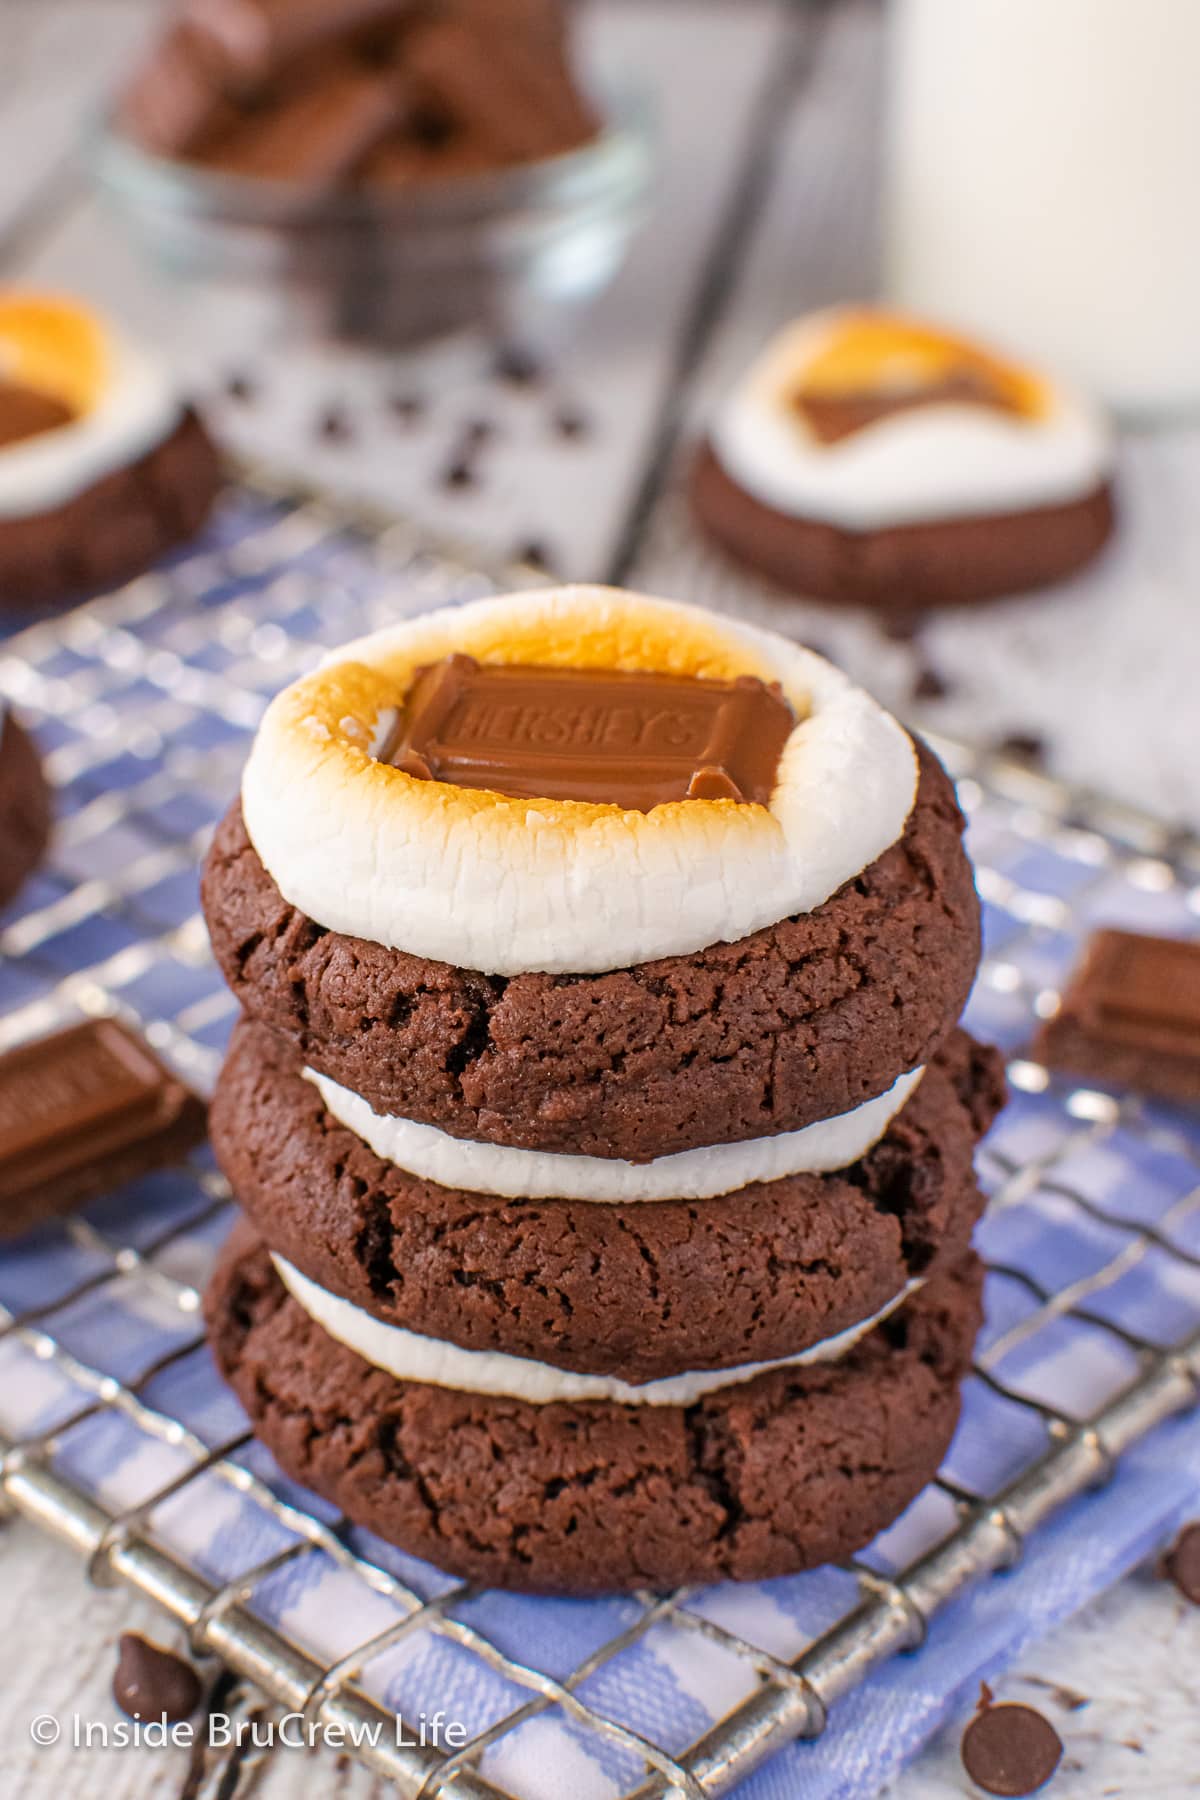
[
  {"xmin": 381, "ymin": 653, "xmax": 796, "ymax": 810},
  {"xmin": 796, "ymin": 369, "xmax": 1022, "ymax": 445}
]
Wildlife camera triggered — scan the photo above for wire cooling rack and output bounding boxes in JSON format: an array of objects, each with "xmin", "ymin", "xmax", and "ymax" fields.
[{"xmin": 0, "ymin": 475, "xmax": 1198, "ymax": 1800}]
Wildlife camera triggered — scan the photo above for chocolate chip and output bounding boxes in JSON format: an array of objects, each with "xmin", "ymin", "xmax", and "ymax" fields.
[
  {"xmin": 1162, "ymin": 1521, "xmax": 1200, "ymax": 1603},
  {"xmin": 223, "ymin": 372, "xmax": 257, "ymax": 405},
  {"xmin": 961, "ymin": 1700, "xmax": 1063, "ymax": 1796},
  {"xmin": 996, "ymin": 732, "xmax": 1047, "ymax": 766},
  {"xmin": 513, "ymin": 539, "xmax": 555, "ymax": 570},
  {"xmin": 913, "ymin": 664, "xmax": 951, "ymax": 703},
  {"xmin": 552, "ymin": 404, "xmax": 590, "ymax": 441},
  {"xmin": 440, "ymin": 458, "xmax": 477, "ymax": 491},
  {"xmin": 493, "ymin": 344, "xmax": 544, "ymax": 387},
  {"xmin": 113, "ymin": 1633, "xmax": 202, "ymax": 1724},
  {"xmin": 388, "ymin": 392, "xmax": 426, "ymax": 425},
  {"xmin": 462, "ymin": 418, "xmax": 496, "ymax": 448},
  {"xmin": 317, "ymin": 406, "xmax": 354, "ymax": 445}
]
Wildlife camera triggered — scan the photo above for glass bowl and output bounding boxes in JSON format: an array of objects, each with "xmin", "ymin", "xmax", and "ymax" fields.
[{"xmin": 93, "ymin": 86, "xmax": 654, "ymax": 347}]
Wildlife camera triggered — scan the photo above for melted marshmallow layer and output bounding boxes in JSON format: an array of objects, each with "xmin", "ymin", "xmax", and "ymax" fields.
[
  {"xmin": 274, "ymin": 1255, "xmax": 922, "ymax": 1407},
  {"xmin": 710, "ymin": 307, "xmax": 1112, "ymax": 532},
  {"xmin": 305, "ymin": 1063, "xmax": 925, "ymax": 1201},
  {"xmin": 241, "ymin": 586, "xmax": 918, "ymax": 975}
]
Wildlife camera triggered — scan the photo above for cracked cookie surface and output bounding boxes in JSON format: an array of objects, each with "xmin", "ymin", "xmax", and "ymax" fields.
[
  {"xmin": 206, "ymin": 1224, "xmax": 984, "ymax": 1592},
  {"xmin": 202, "ymin": 740, "xmax": 980, "ymax": 1160},
  {"xmin": 212, "ymin": 1017, "xmax": 1003, "ymax": 1380}
]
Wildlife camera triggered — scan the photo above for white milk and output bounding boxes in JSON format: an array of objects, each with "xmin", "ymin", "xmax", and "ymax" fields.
[{"xmin": 885, "ymin": 0, "xmax": 1200, "ymax": 415}]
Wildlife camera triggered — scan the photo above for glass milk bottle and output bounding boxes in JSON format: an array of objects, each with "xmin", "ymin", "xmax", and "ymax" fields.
[{"xmin": 885, "ymin": 0, "xmax": 1200, "ymax": 416}]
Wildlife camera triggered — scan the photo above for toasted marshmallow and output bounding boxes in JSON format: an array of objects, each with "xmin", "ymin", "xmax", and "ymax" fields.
[
  {"xmin": 0, "ymin": 293, "xmax": 182, "ymax": 519},
  {"xmin": 710, "ymin": 305, "xmax": 1112, "ymax": 531},
  {"xmin": 241, "ymin": 586, "xmax": 917, "ymax": 975},
  {"xmin": 274, "ymin": 1253, "xmax": 922, "ymax": 1406},
  {"xmin": 305, "ymin": 1063, "xmax": 925, "ymax": 1200}
]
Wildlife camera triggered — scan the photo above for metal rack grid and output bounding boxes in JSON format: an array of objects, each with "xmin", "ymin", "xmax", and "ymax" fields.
[{"xmin": 0, "ymin": 475, "xmax": 1198, "ymax": 1800}]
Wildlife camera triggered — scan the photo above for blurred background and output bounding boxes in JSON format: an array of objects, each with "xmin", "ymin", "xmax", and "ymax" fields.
[{"xmin": 4, "ymin": 0, "xmax": 1198, "ymax": 829}]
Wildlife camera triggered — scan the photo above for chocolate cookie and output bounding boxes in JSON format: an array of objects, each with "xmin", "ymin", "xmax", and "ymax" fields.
[
  {"xmin": 201, "ymin": 739, "xmax": 980, "ymax": 1160},
  {"xmin": 212, "ymin": 1016, "xmax": 1003, "ymax": 1380},
  {"xmin": 206, "ymin": 1223, "xmax": 984, "ymax": 1592},
  {"xmin": 691, "ymin": 438, "xmax": 1117, "ymax": 613},
  {"xmin": 0, "ymin": 711, "xmax": 51, "ymax": 908},
  {"xmin": 0, "ymin": 407, "xmax": 220, "ymax": 610}
]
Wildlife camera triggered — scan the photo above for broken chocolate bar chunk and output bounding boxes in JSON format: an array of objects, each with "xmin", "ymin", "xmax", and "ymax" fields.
[
  {"xmin": 1034, "ymin": 927, "xmax": 1200, "ymax": 1104},
  {"xmin": 0, "ymin": 1018, "xmax": 207, "ymax": 1235},
  {"xmin": 193, "ymin": 60, "xmax": 405, "ymax": 184},
  {"xmin": 184, "ymin": 0, "xmax": 415, "ymax": 85}
]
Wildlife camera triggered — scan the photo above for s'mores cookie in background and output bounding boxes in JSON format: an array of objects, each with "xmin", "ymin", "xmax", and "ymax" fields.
[
  {"xmin": 0, "ymin": 293, "xmax": 221, "ymax": 608},
  {"xmin": 691, "ymin": 306, "xmax": 1116, "ymax": 613},
  {"xmin": 0, "ymin": 706, "xmax": 51, "ymax": 911},
  {"xmin": 201, "ymin": 584, "xmax": 1003, "ymax": 1593}
]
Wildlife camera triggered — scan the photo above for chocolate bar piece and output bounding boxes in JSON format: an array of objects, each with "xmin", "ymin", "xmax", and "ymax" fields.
[
  {"xmin": 0, "ymin": 1019, "xmax": 207, "ymax": 1235},
  {"xmin": 194, "ymin": 61, "xmax": 406, "ymax": 184},
  {"xmin": 1034, "ymin": 927, "xmax": 1200, "ymax": 1104},
  {"xmin": 405, "ymin": 17, "xmax": 597, "ymax": 165},
  {"xmin": 0, "ymin": 382, "xmax": 76, "ymax": 451},
  {"xmin": 381, "ymin": 654, "xmax": 797, "ymax": 810},
  {"xmin": 117, "ymin": 22, "xmax": 238, "ymax": 157},
  {"xmin": 185, "ymin": 0, "xmax": 416, "ymax": 85},
  {"xmin": 796, "ymin": 369, "xmax": 1024, "ymax": 446}
]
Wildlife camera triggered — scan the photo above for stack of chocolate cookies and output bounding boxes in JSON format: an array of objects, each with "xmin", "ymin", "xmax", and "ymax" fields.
[{"xmin": 202, "ymin": 586, "xmax": 1002, "ymax": 1592}]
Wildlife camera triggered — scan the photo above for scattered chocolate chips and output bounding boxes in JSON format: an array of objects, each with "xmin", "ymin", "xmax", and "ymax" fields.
[
  {"xmin": 996, "ymin": 731, "xmax": 1047, "ymax": 766},
  {"xmin": 223, "ymin": 372, "xmax": 257, "ymax": 405},
  {"xmin": 1162, "ymin": 1521, "xmax": 1200, "ymax": 1603},
  {"xmin": 113, "ymin": 1633, "xmax": 202, "ymax": 1724},
  {"xmin": 961, "ymin": 1696, "xmax": 1063, "ymax": 1797},
  {"xmin": 493, "ymin": 344, "xmax": 545, "ymax": 387},
  {"xmin": 552, "ymin": 403, "xmax": 590, "ymax": 441},
  {"xmin": 913, "ymin": 663, "xmax": 951, "ymax": 703},
  {"xmin": 317, "ymin": 406, "xmax": 354, "ymax": 445}
]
